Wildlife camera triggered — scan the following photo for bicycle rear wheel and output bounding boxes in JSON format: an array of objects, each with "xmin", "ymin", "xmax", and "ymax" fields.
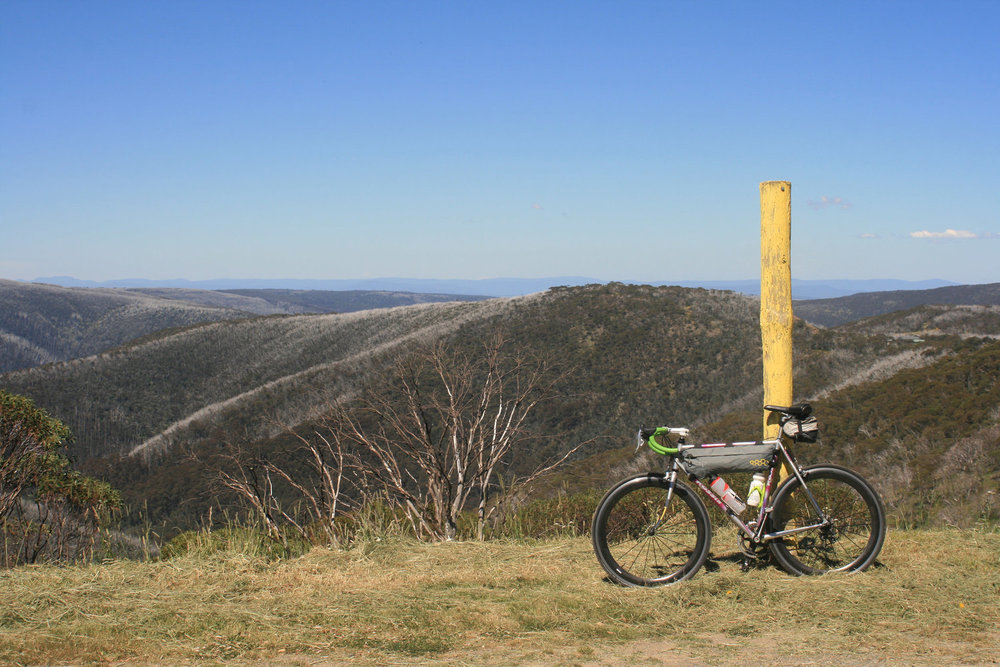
[
  {"xmin": 592, "ymin": 474, "xmax": 710, "ymax": 586},
  {"xmin": 768, "ymin": 465, "xmax": 886, "ymax": 575}
]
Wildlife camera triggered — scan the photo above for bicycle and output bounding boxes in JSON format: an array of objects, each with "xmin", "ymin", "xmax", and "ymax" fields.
[{"xmin": 592, "ymin": 403, "xmax": 886, "ymax": 586}]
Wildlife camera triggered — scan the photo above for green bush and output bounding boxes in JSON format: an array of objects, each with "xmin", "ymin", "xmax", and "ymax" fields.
[{"xmin": 1, "ymin": 390, "xmax": 121, "ymax": 567}]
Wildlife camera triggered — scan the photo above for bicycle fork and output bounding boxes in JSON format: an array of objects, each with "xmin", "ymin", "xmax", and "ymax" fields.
[{"xmin": 651, "ymin": 467, "xmax": 680, "ymax": 534}]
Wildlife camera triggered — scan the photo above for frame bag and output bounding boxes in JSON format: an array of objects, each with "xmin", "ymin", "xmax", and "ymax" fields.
[{"xmin": 679, "ymin": 442, "xmax": 779, "ymax": 479}]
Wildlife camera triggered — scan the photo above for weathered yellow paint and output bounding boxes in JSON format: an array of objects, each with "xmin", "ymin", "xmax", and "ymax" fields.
[{"xmin": 760, "ymin": 181, "xmax": 793, "ymax": 479}]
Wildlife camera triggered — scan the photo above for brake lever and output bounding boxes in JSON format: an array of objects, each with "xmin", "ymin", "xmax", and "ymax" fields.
[{"xmin": 636, "ymin": 426, "xmax": 660, "ymax": 453}]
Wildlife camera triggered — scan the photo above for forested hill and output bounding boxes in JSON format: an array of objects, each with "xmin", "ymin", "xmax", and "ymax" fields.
[
  {"xmin": 2, "ymin": 281, "xmax": 997, "ymax": 528},
  {"xmin": 834, "ymin": 303, "xmax": 1000, "ymax": 338},
  {"xmin": 795, "ymin": 282, "xmax": 1000, "ymax": 327},
  {"xmin": 213, "ymin": 288, "xmax": 489, "ymax": 313},
  {"xmin": 0, "ymin": 280, "xmax": 492, "ymax": 373},
  {"xmin": 0, "ymin": 282, "xmax": 952, "ymax": 526},
  {"xmin": 0, "ymin": 298, "xmax": 503, "ymax": 461},
  {"xmin": 666, "ymin": 335, "xmax": 1000, "ymax": 529},
  {"xmin": 2, "ymin": 283, "xmax": 898, "ymax": 464},
  {"xmin": 0, "ymin": 279, "xmax": 254, "ymax": 373}
]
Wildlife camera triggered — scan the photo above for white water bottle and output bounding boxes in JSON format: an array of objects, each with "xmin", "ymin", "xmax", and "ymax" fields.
[
  {"xmin": 746, "ymin": 473, "xmax": 766, "ymax": 507},
  {"xmin": 710, "ymin": 475, "xmax": 746, "ymax": 514}
]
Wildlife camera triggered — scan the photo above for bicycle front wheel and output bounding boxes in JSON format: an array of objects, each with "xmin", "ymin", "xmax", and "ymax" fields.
[
  {"xmin": 592, "ymin": 474, "xmax": 710, "ymax": 587},
  {"xmin": 768, "ymin": 465, "xmax": 886, "ymax": 575}
]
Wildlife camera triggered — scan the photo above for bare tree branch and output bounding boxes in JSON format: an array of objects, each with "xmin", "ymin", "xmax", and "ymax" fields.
[{"xmin": 345, "ymin": 332, "xmax": 578, "ymax": 540}]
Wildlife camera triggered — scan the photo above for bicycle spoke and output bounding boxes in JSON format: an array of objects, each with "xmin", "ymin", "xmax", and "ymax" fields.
[
  {"xmin": 594, "ymin": 479, "xmax": 709, "ymax": 585},
  {"xmin": 769, "ymin": 467, "xmax": 885, "ymax": 575}
]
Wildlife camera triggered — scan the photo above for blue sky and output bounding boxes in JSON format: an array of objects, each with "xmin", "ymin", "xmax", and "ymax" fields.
[{"xmin": 2, "ymin": 1, "xmax": 997, "ymax": 285}]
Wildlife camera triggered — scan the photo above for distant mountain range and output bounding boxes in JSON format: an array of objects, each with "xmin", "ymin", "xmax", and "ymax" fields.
[
  {"xmin": 795, "ymin": 282, "xmax": 1000, "ymax": 327},
  {"xmin": 31, "ymin": 276, "xmax": 959, "ymax": 300}
]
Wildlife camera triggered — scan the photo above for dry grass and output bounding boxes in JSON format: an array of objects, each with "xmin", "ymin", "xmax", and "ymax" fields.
[{"xmin": 1, "ymin": 529, "xmax": 998, "ymax": 666}]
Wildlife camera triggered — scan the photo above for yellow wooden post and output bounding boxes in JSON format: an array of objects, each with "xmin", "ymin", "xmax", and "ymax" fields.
[{"xmin": 760, "ymin": 181, "xmax": 793, "ymax": 478}]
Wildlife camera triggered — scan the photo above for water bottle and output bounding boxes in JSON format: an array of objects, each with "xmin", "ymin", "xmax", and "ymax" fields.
[
  {"xmin": 746, "ymin": 473, "xmax": 766, "ymax": 507},
  {"xmin": 709, "ymin": 475, "xmax": 746, "ymax": 514}
]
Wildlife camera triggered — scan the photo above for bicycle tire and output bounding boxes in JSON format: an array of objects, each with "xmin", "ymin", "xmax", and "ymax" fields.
[
  {"xmin": 592, "ymin": 473, "xmax": 711, "ymax": 586},
  {"xmin": 767, "ymin": 464, "xmax": 886, "ymax": 575}
]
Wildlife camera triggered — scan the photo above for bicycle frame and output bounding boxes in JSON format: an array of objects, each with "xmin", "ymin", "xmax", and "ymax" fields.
[{"xmin": 664, "ymin": 437, "xmax": 832, "ymax": 546}]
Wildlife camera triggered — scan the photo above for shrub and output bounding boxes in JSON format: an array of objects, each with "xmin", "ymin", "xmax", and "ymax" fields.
[{"xmin": 1, "ymin": 390, "xmax": 121, "ymax": 566}]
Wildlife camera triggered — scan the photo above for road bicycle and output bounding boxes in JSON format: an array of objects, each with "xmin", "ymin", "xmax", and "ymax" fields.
[{"xmin": 592, "ymin": 403, "xmax": 886, "ymax": 586}]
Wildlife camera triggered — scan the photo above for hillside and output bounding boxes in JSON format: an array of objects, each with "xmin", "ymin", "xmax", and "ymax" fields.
[
  {"xmin": 837, "ymin": 303, "xmax": 1000, "ymax": 338},
  {"xmin": 0, "ymin": 279, "xmax": 259, "ymax": 373},
  {"xmin": 3, "ymin": 283, "xmax": 912, "ymax": 466},
  {"xmin": 215, "ymin": 288, "xmax": 489, "ymax": 313},
  {"xmin": 0, "ymin": 283, "xmax": 939, "ymax": 528},
  {"xmin": 0, "ymin": 280, "xmax": 494, "ymax": 374},
  {"xmin": 132, "ymin": 287, "xmax": 489, "ymax": 314},
  {"xmin": 794, "ymin": 282, "xmax": 1000, "ymax": 327},
  {"xmin": 561, "ymin": 333, "xmax": 1000, "ymax": 530},
  {"xmin": 0, "ymin": 299, "xmax": 501, "ymax": 461}
]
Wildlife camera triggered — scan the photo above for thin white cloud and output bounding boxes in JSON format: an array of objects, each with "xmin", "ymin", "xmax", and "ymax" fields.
[
  {"xmin": 531, "ymin": 203, "xmax": 543, "ymax": 210},
  {"xmin": 808, "ymin": 196, "xmax": 852, "ymax": 210},
  {"xmin": 858, "ymin": 233, "xmax": 879, "ymax": 239},
  {"xmin": 910, "ymin": 229, "xmax": 979, "ymax": 239}
]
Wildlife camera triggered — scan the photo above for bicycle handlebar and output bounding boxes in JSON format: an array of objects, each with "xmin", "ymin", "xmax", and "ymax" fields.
[{"xmin": 637, "ymin": 426, "xmax": 689, "ymax": 455}]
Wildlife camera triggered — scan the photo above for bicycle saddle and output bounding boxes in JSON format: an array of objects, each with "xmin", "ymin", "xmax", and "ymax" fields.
[{"xmin": 763, "ymin": 402, "xmax": 813, "ymax": 418}]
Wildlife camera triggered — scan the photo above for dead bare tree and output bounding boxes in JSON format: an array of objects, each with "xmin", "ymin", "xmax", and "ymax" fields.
[
  {"xmin": 271, "ymin": 423, "xmax": 357, "ymax": 545},
  {"xmin": 211, "ymin": 334, "xmax": 579, "ymax": 543},
  {"xmin": 339, "ymin": 333, "xmax": 581, "ymax": 540},
  {"xmin": 216, "ymin": 450, "xmax": 287, "ymax": 543},
  {"xmin": 215, "ymin": 421, "xmax": 359, "ymax": 548}
]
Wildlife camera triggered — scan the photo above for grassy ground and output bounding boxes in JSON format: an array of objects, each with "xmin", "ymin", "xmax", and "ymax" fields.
[{"xmin": 1, "ymin": 529, "xmax": 998, "ymax": 666}]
